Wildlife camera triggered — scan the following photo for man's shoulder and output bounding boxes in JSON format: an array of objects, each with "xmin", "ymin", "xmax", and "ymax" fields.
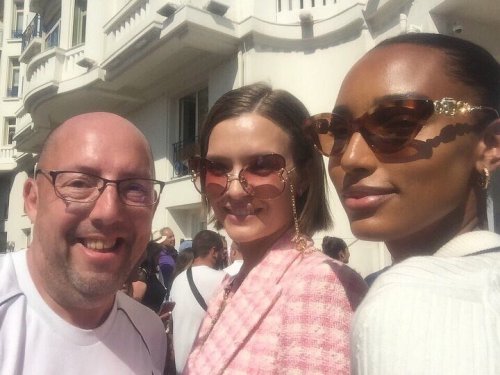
[
  {"xmin": 116, "ymin": 291, "xmax": 164, "ymax": 329},
  {"xmin": 0, "ymin": 251, "xmax": 24, "ymax": 305},
  {"xmin": 191, "ymin": 266, "xmax": 226, "ymax": 280},
  {"xmin": 115, "ymin": 292, "xmax": 167, "ymax": 358}
]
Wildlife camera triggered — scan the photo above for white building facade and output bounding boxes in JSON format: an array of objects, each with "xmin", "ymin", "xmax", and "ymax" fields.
[{"xmin": 0, "ymin": 0, "xmax": 498, "ymax": 276}]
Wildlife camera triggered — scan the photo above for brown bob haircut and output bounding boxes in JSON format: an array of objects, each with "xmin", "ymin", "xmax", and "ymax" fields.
[{"xmin": 199, "ymin": 83, "xmax": 332, "ymax": 236}]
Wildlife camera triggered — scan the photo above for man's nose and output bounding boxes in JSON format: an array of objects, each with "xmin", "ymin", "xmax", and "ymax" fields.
[{"xmin": 88, "ymin": 184, "xmax": 126, "ymax": 224}]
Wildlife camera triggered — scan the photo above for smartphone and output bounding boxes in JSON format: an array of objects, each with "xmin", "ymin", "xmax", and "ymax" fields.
[{"xmin": 158, "ymin": 301, "xmax": 176, "ymax": 316}]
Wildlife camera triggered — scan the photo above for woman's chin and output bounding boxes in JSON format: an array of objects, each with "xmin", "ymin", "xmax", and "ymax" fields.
[{"xmin": 350, "ymin": 219, "xmax": 395, "ymax": 242}]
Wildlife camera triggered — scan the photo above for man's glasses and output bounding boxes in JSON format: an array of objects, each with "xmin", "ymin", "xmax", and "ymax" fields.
[
  {"xmin": 305, "ymin": 97, "xmax": 500, "ymax": 156},
  {"xmin": 188, "ymin": 154, "xmax": 294, "ymax": 200},
  {"xmin": 36, "ymin": 170, "xmax": 165, "ymax": 207}
]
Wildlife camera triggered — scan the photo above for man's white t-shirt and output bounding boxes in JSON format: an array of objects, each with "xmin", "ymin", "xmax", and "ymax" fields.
[
  {"xmin": 0, "ymin": 250, "xmax": 167, "ymax": 375},
  {"xmin": 169, "ymin": 265, "xmax": 226, "ymax": 374}
]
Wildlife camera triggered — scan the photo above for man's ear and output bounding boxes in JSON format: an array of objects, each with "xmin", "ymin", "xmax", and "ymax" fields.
[
  {"xmin": 23, "ymin": 178, "xmax": 38, "ymax": 223},
  {"xmin": 477, "ymin": 119, "xmax": 500, "ymax": 173}
]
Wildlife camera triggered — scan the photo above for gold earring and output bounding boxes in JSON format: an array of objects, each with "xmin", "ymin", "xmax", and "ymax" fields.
[
  {"xmin": 289, "ymin": 181, "xmax": 308, "ymax": 252},
  {"xmin": 478, "ymin": 167, "xmax": 490, "ymax": 190}
]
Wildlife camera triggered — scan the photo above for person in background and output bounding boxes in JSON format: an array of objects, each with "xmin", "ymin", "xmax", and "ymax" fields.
[
  {"xmin": 156, "ymin": 227, "xmax": 176, "ymax": 249},
  {"xmin": 172, "ymin": 241, "xmax": 195, "ymax": 281},
  {"xmin": 153, "ymin": 227, "xmax": 178, "ymax": 296},
  {"xmin": 223, "ymin": 242, "xmax": 244, "ymax": 276},
  {"xmin": 322, "ymin": 236, "xmax": 350, "ymax": 264},
  {"xmin": 185, "ymin": 83, "xmax": 367, "ymax": 374},
  {"xmin": 178, "ymin": 239, "xmax": 193, "ymax": 253},
  {"xmin": 0, "ymin": 112, "xmax": 167, "ymax": 374},
  {"xmin": 169, "ymin": 230, "xmax": 226, "ymax": 374},
  {"xmin": 363, "ymin": 265, "xmax": 391, "ymax": 288},
  {"xmin": 307, "ymin": 33, "xmax": 500, "ymax": 374},
  {"xmin": 131, "ymin": 241, "xmax": 167, "ymax": 313}
]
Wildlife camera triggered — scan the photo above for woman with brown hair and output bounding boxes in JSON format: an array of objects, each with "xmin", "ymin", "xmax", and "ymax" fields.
[{"xmin": 184, "ymin": 83, "xmax": 367, "ymax": 374}]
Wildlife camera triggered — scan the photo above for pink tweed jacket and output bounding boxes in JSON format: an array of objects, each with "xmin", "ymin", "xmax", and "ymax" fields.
[{"xmin": 184, "ymin": 232, "xmax": 367, "ymax": 374}]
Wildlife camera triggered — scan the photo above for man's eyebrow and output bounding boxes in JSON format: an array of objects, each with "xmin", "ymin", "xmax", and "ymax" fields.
[{"xmin": 41, "ymin": 166, "xmax": 153, "ymax": 179}]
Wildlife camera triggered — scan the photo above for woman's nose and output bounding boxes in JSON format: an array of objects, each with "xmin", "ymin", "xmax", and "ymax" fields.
[{"xmin": 338, "ymin": 132, "xmax": 378, "ymax": 173}]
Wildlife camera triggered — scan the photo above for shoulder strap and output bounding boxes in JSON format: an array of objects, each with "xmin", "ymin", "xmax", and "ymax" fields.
[{"xmin": 186, "ymin": 267, "xmax": 208, "ymax": 311}]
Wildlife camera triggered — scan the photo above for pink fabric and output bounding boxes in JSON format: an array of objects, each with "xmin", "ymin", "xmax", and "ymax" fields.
[{"xmin": 184, "ymin": 232, "xmax": 367, "ymax": 374}]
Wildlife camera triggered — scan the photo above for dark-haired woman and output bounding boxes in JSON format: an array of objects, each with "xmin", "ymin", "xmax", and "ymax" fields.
[
  {"xmin": 307, "ymin": 33, "xmax": 500, "ymax": 374},
  {"xmin": 184, "ymin": 83, "xmax": 367, "ymax": 374},
  {"xmin": 132, "ymin": 241, "xmax": 166, "ymax": 313}
]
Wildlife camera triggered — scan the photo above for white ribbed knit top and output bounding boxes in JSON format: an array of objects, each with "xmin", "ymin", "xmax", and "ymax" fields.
[{"xmin": 351, "ymin": 231, "xmax": 500, "ymax": 375}]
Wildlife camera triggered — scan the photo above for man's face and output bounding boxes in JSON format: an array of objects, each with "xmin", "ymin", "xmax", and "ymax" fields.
[
  {"xmin": 24, "ymin": 113, "xmax": 157, "ymax": 308},
  {"xmin": 339, "ymin": 248, "xmax": 350, "ymax": 264},
  {"xmin": 162, "ymin": 228, "xmax": 175, "ymax": 247}
]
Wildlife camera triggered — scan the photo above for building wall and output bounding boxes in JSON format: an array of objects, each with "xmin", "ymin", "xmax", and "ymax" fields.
[{"xmin": 1, "ymin": 0, "xmax": 498, "ymax": 276}]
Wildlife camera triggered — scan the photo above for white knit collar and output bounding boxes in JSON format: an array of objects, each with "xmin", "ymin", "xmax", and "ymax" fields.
[{"xmin": 434, "ymin": 230, "xmax": 500, "ymax": 257}]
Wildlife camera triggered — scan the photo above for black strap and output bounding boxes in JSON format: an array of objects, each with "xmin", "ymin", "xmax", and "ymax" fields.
[{"xmin": 186, "ymin": 267, "xmax": 208, "ymax": 311}]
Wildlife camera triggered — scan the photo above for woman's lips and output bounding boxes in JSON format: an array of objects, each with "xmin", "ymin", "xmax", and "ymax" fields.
[
  {"xmin": 342, "ymin": 186, "xmax": 396, "ymax": 211},
  {"xmin": 223, "ymin": 203, "xmax": 261, "ymax": 223},
  {"xmin": 223, "ymin": 202, "xmax": 257, "ymax": 216}
]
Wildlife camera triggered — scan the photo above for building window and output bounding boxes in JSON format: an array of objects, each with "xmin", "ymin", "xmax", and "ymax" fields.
[
  {"xmin": 12, "ymin": 0, "xmax": 24, "ymax": 38},
  {"xmin": 0, "ymin": 233, "xmax": 6, "ymax": 253},
  {"xmin": 172, "ymin": 88, "xmax": 208, "ymax": 177},
  {"xmin": 7, "ymin": 58, "xmax": 20, "ymax": 97},
  {"xmin": 4, "ymin": 118, "xmax": 16, "ymax": 145},
  {"xmin": 179, "ymin": 88, "xmax": 208, "ymax": 143},
  {"xmin": 72, "ymin": 0, "xmax": 87, "ymax": 46}
]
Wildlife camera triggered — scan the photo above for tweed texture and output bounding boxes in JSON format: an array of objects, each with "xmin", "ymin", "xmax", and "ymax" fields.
[{"xmin": 184, "ymin": 231, "xmax": 367, "ymax": 374}]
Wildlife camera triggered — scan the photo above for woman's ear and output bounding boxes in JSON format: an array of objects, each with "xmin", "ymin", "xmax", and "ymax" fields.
[{"xmin": 476, "ymin": 119, "xmax": 500, "ymax": 173}]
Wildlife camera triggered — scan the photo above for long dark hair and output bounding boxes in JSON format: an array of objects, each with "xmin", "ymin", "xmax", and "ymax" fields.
[{"xmin": 141, "ymin": 241, "xmax": 163, "ymax": 274}]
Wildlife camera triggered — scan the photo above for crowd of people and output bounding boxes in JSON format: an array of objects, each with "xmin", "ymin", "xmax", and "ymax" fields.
[{"xmin": 0, "ymin": 32, "xmax": 498, "ymax": 374}]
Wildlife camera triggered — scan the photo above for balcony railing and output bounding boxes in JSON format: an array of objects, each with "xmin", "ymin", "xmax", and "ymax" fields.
[
  {"xmin": 172, "ymin": 138, "xmax": 199, "ymax": 178},
  {"xmin": 277, "ymin": 0, "xmax": 343, "ymax": 12},
  {"xmin": 46, "ymin": 22, "xmax": 60, "ymax": 49},
  {"xmin": 0, "ymin": 145, "xmax": 16, "ymax": 159},
  {"xmin": 7, "ymin": 87, "xmax": 19, "ymax": 97},
  {"xmin": 22, "ymin": 14, "xmax": 42, "ymax": 51}
]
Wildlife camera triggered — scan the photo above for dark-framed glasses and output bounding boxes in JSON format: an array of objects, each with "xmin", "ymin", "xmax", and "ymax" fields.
[
  {"xmin": 188, "ymin": 153, "xmax": 294, "ymax": 200},
  {"xmin": 36, "ymin": 170, "xmax": 165, "ymax": 206},
  {"xmin": 305, "ymin": 97, "xmax": 500, "ymax": 156}
]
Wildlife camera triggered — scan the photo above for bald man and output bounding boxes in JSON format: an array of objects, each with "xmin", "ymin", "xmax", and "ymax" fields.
[{"xmin": 0, "ymin": 112, "xmax": 167, "ymax": 374}]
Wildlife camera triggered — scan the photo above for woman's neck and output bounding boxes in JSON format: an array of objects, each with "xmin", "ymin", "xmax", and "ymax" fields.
[
  {"xmin": 236, "ymin": 225, "xmax": 293, "ymax": 281},
  {"xmin": 387, "ymin": 199, "xmax": 483, "ymax": 263}
]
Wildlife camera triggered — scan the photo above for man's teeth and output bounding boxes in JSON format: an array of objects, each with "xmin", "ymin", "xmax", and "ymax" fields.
[{"xmin": 83, "ymin": 239, "xmax": 116, "ymax": 250}]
